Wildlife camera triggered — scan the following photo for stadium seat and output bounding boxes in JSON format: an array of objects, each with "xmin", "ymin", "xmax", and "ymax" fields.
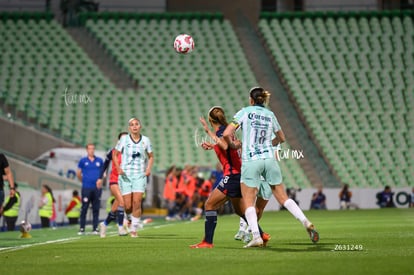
[{"xmin": 259, "ymin": 12, "xmax": 413, "ymax": 188}]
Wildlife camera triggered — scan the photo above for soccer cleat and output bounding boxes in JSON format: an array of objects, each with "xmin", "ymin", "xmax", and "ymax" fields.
[
  {"xmin": 261, "ymin": 232, "xmax": 271, "ymax": 247},
  {"xmin": 234, "ymin": 230, "xmax": 245, "ymax": 241},
  {"xmin": 77, "ymin": 229, "xmax": 85, "ymax": 235},
  {"xmin": 99, "ymin": 222, "xmax": 106, "ymax": 238},
  {"xmin": 123, "ymin": 219, "xmax": 132, "ymax": 233},
  {"xmin": 92, "ymin": 230, "xmax": 99, "ymax": 235},
  {"xmin": 306, "ymin": 224, "xmax": 319, "ymax": 243},
  {"xmin": 118, "ymin": 226, "xmax": 128, "ymax": 236},
  {"xmin": 130, "ymin": 231, "xmax": 138, "ymax": 238},
  {"xmin": 243, "ymin": 237, "xmax": 264, "ymax": 248},
  {"xmin": 242, "ymin": 231, "xmax": 252, "ymax": 243},
  {"xmin": 189, "ymin": 241, "xmax": 214, "ymax": 249}
]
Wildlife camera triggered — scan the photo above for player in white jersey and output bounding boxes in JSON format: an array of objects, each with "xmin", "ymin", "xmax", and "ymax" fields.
[
  {"xmin": 223, "ymin": 87, "xmax": 319, "ymax": 247},
  {"xmin": 112, "ymin": 118, "xmax": 154, "ymax": 237}
]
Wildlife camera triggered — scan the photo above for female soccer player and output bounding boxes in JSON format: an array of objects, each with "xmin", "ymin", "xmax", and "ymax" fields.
[
  {"xmin": 190, "ymin": 106, "xmax": 269, "ymax": 248},
  {"xmin": 112, "ymin": 118, "xmax": 154, "ymax": 238},
  {"xmin": 223, "ymin": 87, "xmax": 319, "ymax": 247},
  {"xmin": 98, "ymin": 131, "xmax": 128, "ymax": 237}
]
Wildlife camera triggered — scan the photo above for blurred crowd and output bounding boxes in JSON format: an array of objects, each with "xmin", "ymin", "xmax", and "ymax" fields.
[{"xmin": 163, "ymin": 163, "xmax": 237, "ymax": 221}]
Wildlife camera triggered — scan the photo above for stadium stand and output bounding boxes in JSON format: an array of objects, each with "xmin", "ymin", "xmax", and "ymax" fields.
[
  {"xmin": 259, "ymin": 10, "xmax": 413, "ymax": 187},
  {"xmin": 77, "ymin": 12, "xmax": 310, "ymax": 185},
  {"xmin": 0, "ymin": 11, "xmax": 313, "ymax": 186},
  {"xmin": 82, "ymin": 13, "xmax": 252, "ymax": 169},
  {"xmin": 9, "ymin": 10, "xmax": 412, "ymax": 189}
]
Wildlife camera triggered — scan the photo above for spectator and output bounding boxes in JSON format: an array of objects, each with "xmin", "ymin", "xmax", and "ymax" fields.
[
  {"xmin": 1, "ymin": 183, "xmax": 20, "ymax": 231},
  {"xmin": 198, "ymin": 174, "xmax": 214, "ymax": 207},
  {"xmin": 0, "ymin": 153, "xmax": 16, "ymax": 217},
  {"xmin": 174, "ymin": 165, "xmax": 192, "ymax": 219},
  {"xmin": 183, "ymin": 166, "xmax": 198, "ymax": 219},
  {"xmin": 163, "ymin": 165, "xmax": 178, "ymax": 221},
  {"xmin": 65, "ymin": 190, "xmax": 81, "ymax": 225},
  {"xmin": 189, "ymin": 172, "xmax": 208, "ymax": 221},
  {"xmin": 310, "ymin": 186, "xmax": 327, "ymax": 210},
  {"xmin": 38, "ymin": 184, "xmax": 55, "ymax": 228},
  {"xmin": 77, "ymin": 143, "xmax": 104, "ymax": 235},
  {"xmin": 376, "ymin": 186, "xmax": 396, "ymax": 208},
  {"xmin": 339, "ymin": 184, "xmax": 359, "ymax": 210}
]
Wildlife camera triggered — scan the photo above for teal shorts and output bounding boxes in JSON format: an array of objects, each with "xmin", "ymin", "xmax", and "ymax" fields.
[
  {"xmin": 241, "ymin": 158, "xmax": 283, "ymax": 189},
  {"xmin": 118, "ymin": 174, "xmax": 147, "ymax": 195},
  {"xmin": 258, "ymin": 180, "xmax": 272, "ymax": 200}
]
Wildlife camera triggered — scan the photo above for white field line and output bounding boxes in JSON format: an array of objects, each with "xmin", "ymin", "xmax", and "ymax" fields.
[
  {"xmin": 0, "ymin": 237, "xmax": 81, "ymax": 253},
  {"xmin": 0, "ymin": 220, "xmax": 192, "ymax": 251}
]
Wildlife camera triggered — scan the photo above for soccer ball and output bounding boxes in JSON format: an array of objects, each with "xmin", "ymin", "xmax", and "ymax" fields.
[
  {"xmin": 174, "ymin": 34, "xmax": 195, "ymax": 54},
  {"xmin": 20, "ymin": 220, "xmax": 32, "ymax": 232}
]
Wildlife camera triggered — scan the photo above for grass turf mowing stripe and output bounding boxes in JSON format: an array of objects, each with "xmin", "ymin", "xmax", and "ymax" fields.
[{"xmin": 0, "ymin": 209, "xmax": 412, "ymax": 275}]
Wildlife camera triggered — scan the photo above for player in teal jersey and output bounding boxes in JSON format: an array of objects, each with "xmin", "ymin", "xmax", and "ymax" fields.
[
  {"xmin": 113, "ymin": 118, "xmax": 154, "ymax": 238},
  {"xmin": 224, "ymin": 87, "xmax": 319, "ymax": 247}
]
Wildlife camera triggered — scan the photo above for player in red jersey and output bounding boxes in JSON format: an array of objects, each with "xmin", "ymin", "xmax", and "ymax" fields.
[
  {"xmin": 190, "ymin": 106, "xmax": 269, "ymax": 248},
  {"xmin": 97, "ymin": 132, "xmax": 128, "ymax": 237}
]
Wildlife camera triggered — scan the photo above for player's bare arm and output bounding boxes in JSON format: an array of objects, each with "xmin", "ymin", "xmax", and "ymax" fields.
[{"xmin": 112, "ymin": 149, "xmax": 124, "ymax": 175}]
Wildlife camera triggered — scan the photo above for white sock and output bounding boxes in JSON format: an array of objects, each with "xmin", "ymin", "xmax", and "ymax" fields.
[
  {"xmin": 239, "ymin": 217, "xmax": 248, "ymax": 232},
  {"xmin": 245, "ymin": 207, "xmax": 260, "ymax": 239},
  {"xmin": 131, "ymin": 215, "xmax": 141, "ymax": 231},
  {"xmin": 283, "ymin": 199, "xmax": 309, "ymax": 227}
]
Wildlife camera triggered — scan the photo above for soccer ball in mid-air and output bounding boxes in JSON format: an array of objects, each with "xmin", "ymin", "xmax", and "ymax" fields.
[{"xmin": 174, "ymin": 34, "xmax": 195, "ymax": 54}]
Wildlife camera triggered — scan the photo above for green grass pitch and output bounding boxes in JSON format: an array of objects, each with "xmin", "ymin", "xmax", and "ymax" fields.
[{"xmin": 0, "ymin": 209, "xmax": 413, "ymax": 275}]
